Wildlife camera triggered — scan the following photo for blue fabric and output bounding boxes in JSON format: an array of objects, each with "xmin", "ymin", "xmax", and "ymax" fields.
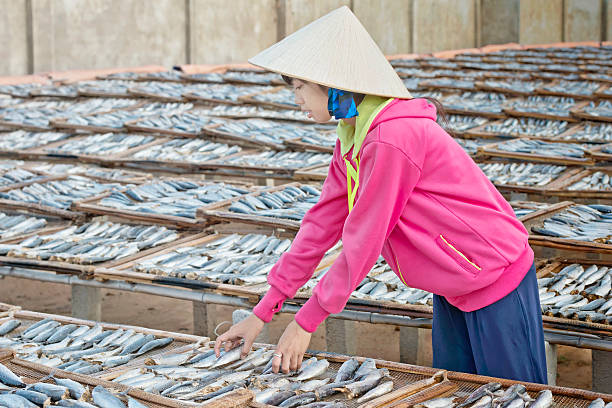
[
  {"xmin": 432, "ymin": 262, "xmax": 548, "ymax": 384},
  {"xmin": 328, "ymin": 88, "xmax": 359, "ymax": 119}
]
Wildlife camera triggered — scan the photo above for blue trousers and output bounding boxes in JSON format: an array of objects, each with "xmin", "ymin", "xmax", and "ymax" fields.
[{"xmin": 432, "ymin": 262, "xmax": 548, "ymax": 384}]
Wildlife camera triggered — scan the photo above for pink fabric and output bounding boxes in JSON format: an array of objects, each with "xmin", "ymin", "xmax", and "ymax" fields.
[{"xmin": 253, "ymin": 98, "xmax": 534, "ymax": 333}]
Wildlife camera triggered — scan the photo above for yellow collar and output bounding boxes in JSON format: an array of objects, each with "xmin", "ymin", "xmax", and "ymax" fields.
[{"xmin": 336, "ymin": 95, "xmax": 393, "ymax": 159}]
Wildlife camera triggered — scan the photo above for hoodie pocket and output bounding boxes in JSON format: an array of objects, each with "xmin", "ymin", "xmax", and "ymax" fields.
[{"xmin": 436, "ymin": 234, "xmax": 482, "ymax": 276}]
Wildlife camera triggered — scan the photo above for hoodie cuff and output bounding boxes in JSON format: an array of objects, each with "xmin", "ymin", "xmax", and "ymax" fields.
[
  {"xmin": 295, "ymin": 296, "xmax": 330, "ymax": 333},
  {"xmin": 253, "ymin": 286, "xmax": 288, "ymax": 323}
]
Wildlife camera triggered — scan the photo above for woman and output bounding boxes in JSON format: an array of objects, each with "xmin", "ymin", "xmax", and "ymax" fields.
[{"xmin": 214, "ymin": 6, "xmax": 547, "ymax": 384}]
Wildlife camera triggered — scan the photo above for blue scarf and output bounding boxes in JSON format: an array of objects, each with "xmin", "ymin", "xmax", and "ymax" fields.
[{"xmin": 328, "ymin": 88, "xmax": 359, "ymax": 119}]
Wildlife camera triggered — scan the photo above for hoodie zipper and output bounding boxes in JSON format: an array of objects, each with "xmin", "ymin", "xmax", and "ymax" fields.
[
  {"xmin": 388, "ymin": 241, "xmax": 409, "ymax": 287},
  {"xmin": 438, "ymin": 234, "xmax": 482, "ymax": 271}
]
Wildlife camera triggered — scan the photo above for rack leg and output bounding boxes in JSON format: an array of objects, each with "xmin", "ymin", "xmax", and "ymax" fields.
[
  {"xmin": 592, "ymin": 349, "xmax": 612, "ymax": 394},
  {"xmin": 325, "ymin": 318, "xmax": 356, "ymax": 355},
  {"xmin": 71, "ymin": 284, "xmax": 101, "ymax": 321},
  {"xmin": 193, "ymin": 301, "xmax": 211, "ymax": 338},
  {"xmin": 545, "ymin": 341, "xmax": 557, "ymax": 386},
  {"xmin": 400, "ymin": 327, "xmax": 431, "ymax": 366}
]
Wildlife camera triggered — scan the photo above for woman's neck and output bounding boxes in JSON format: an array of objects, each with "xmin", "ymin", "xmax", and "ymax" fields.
[{"xmin": 342, "ymin": 117, "xmax": 357, "ymax": 127}]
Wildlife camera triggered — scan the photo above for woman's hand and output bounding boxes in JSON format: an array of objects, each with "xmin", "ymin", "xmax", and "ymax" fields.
[
  {"xmin": 273, "ymin": 320, "xmax": 312, "ymax": 373},
  {"xmin": 214, "ymin": 313, "xmax": 265, "ymax": 358}
]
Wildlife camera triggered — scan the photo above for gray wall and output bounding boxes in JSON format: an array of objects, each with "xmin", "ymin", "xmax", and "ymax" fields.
[{"xmin": 2, "ymin": 0, "xmax": 611, "ymax": 76}]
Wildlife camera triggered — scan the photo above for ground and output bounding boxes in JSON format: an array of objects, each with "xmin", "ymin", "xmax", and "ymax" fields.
[{"xmin": 0, "ymin": 275, "xmax": 592, "ymax": 389}]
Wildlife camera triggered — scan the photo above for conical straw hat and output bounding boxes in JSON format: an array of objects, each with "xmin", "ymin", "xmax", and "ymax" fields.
[{"xmin": 249, "ymin": 6, "xmax": 411, "ymax": 99}]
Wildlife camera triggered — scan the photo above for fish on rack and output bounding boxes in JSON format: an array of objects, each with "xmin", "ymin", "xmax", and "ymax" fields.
[
  {"xmin": 581, "ymin": 101, "xmax": 612, "ymax": 118},
  {"xmin": 186, "ymin": 83, "xmax": 272, "ymax": 102},
  {"xmin": 441, "ymin": 92, "xmax": 508, "ymax": 114},
  {"xmin": 132, "ymin": 139, "xmax": 241, "ymax": 163},
  {"xmin": 492, "ymin": 139, "xmax": 591, "ymax": 159},
  {"xmin": 538, "ymin": 262, "xmax": 611, "ymax": 324},
  {"xmin": 98, "ymin": 181, "xmax": 249, "ymax": 219},
  {"xmin": 566, "ymin": 122, "xmax": 612, "ymax": 143},
  {"xmin": 505, "ymin": 95, "xmax": 578, "ymax": 117},
  {"xmin": 0, "ymin": 175, "xmax": 123, "ymax": 210},
  {"xmin": 480, "ymin": 79, "xmax": 544, "ymax": 94},
  {"xmin": 0, "ymin": 213, "xmax": 48, "ymax": 240},
  {"xmin": 568, "ymin": 171, "xmax": 612, "ymax": 191},
  {"xmin": 113, "ymin": 344, "xmax": 388, "ymax": 405},
  {"xmin": 217, "ymin": 150, "xmax": 331, "ymax": 170},
  {"xmin": 194, "ymin": 104, "xmax": 311, "ymax": 121},
  {"xmin": 2, "ymin": 98, "xmax": 139, "ymax": 129},
  {"xmin": 478, "ymin": 162, "xmax": 567, "ymax": 187},
  {"xmin": 0, "ymin": 220, "xmax": 180, "ymax": 264},
  {"xmin": 479, "ymin": 118, "xmax": 569, "ymax": 139},
  {"xmin": 0, "ymin": 168, "xmax": 45, "ymax": 187},
  {"xmin": 539, "ymin": 80, "xmax": 602, "ymax": 97},
  {"xmin": 133, "ymin": 232, "xmax": 294, "ymax": 285},
  {"xmin": 442, "ymin": 115, "xmax": 488, "ymax": 133},
  {"xmin": 132, "ymin": 111, "xmax": 222, "ymax": 134},
  {"xmin": 44, "ymin": 133, "xmax": 154, "ymax": 156},
  {"xmin": 227, "ymin": 185, "xmax": 321, "ymax": 221},
  {"xmin": 213, "ymin": 118, "xmax": 335, "ymax": 146},
  {"xmin": 250, "ymin": 87, "xmax": 299, "ymax": 109},
  {"xmin": 531, "ymin": 203, "xmax": 612, "ymax": 245},
  {"xmin": 77, "ymin": 79, "xmax": 139, "ymax": 96},
  {"xmin": 0, "ymin": 130, "xmax": 73, "ymax": 151},
  {"xmin": 64, "ymin": 102, "xmax": 194, "ymax": 129}
]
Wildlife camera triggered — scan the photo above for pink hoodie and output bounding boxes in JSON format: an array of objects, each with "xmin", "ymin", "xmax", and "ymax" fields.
[{"xmin": 253, "ymin": 98, "xmax": 534, "ymax": 333}]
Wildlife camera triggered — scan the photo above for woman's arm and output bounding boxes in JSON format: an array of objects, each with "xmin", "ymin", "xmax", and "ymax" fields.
[
  {"xmin": 295, "ymin": 138, "xmax": 422, "ymax": 332},
  {"xmin": 252, "ymin": 144, "xmax": 350, "ymax": 322}
]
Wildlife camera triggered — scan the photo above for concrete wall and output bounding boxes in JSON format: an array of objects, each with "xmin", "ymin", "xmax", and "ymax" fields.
[
  {"xmin": 1, "ymin": 0, "xmax": 610, "ymax": 76},
  {"xmin": 1, "ymin": 0, "xmax": 28, "ymax": 76},
  {"xmin": 519, "ymin": 0, "xmax": 563, "ymax": 44},
  {"xmin": 481, "ymin": 0, "xmax": 520, "ymax": 45},
  {"xmin": 353, "ymin": 0, "xmax": 411, "ymax": 55},
  {"xmin": 190, "ymin": 0, "xmax": 277, "ymax": 64},
  {"xmin": 412, "ymin": 0, "xmax": 478, "ymax": 53},
  {"xmin": 31, "ymin": 0, "xmax": 187, "ymax": 73},
  {"xmin": 564, "ymin": 0, "xmax": 602, "ymax": 42}
]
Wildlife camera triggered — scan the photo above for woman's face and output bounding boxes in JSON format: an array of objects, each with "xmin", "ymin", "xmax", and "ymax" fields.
[{"xmin": 291, "ymin": 79, "xmax": 332, "ymax": 123}]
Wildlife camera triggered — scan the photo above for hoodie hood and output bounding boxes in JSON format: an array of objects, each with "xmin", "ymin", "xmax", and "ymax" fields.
[{"xmin": 370, "ymin": 98, "xmax": 438, "ymax": 131}]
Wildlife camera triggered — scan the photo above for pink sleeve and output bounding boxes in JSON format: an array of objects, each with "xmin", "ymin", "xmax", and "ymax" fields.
[
  {"xmin": 294, "ymin": 139, "xmax": 422, "ymax": 332},
  {"xmin": 252, "ymin": 145, "xmax": 349, "ymax": 322}
]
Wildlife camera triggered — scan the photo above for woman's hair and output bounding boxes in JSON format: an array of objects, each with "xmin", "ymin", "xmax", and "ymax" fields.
[
  {"xmin": 282, "ymin": 75, "xmax": 365, "ymax": 109},
  {"xmin": 422, "ymin": 96, "xmax": 453, "ymax": 137},
  {"xmin": 281, "ymin": 75, "xmax": 448, "ymax": 132}
]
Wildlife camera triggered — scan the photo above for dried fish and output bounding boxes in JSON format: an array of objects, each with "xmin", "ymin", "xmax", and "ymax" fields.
[
  {"xmin": 442, "ymin": 115, "xmax": 488, "ymax": 133},
  {"xmin": 478, "ymin": 162, "xmax": 566, "ymax": 187},
  {"xmin": 539, "ymin": 80, "xmax": 601, "ymax": 97},
  {"xmin": 132, "ymin": 138, "xmax": 241, "ymax": 163},
  {"xmin": 134, "ymin": 111, "xmax": 222, "ymax": 134},
  {"xmin": 132, "ymin": 232, "xmax": 291, "ymax": 285},
  {"xmin": 0, "ymin": 130, "xmax": 72, "ymax": 150},
  {"xmin": 45, "ymin": 133, "xmax": 154, "ymax": 156},
  {"xmin": 228, "ymin": 185, "xmax": 321, "ymax": 221},
  {"xmin": 568, "ymin": 171, "xmax": 612, "ymax": 191},
  {"xmin": 441, "ymin": 92, "xmax": 508, "ymax": 114},
  {"xmin": 218, "ymin": 150, "xmax": 331, "ymax": 169},
  {"xmin": 213, "ymin": 118, "xmax": 334, "ymax": 146},
  {"xmin": 492, "ymin": 139, "xmax": 591, "ymax": 160},
  {"xmin": 195, "ymin": 104, "xmax": 311, "ymax": 121},
  {"xmin": 479, "ymin": 118, "xmax": 569, "ymax": 138},
  {"xmin": 505, "ymin": 96, "xmax": 577, "ymax": 118},
  {"xmin": 3, "ymin": 221, "xmax": 180, "ymax": 263},
  {"xmin": 99, "ymin": 180, "xmax": 248, "ymax": 219},
  {"xmin": 581, "ymin": 101, "xmax": 612, "ymax": 118},
  {"xmin": 531, "ymin": 204, "xmax": 612, "ymax": 245},
  {"xmin": 250, "ymin": 87, "xmax": 298, "ymax": 109},
  {"xmin": 566, "ymin": 123, "xmax": 612, "ymax": 143},
  {"xmin": 187, "ymin": 83, "xmax": 271, "ymax": 102},
  {"xmin": 0, "ymin": 175, "xmax": 122, "ymax": 210}
]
